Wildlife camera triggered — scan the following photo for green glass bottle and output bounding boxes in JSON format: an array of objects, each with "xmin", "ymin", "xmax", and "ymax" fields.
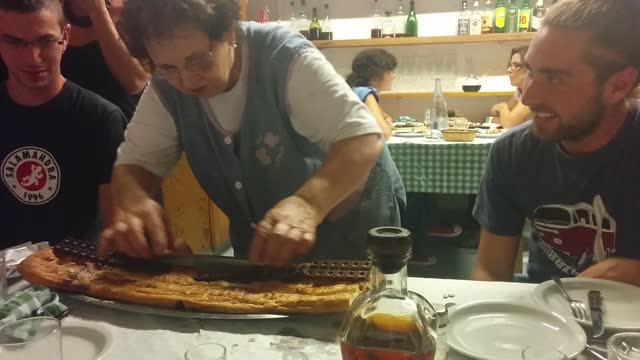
[
  {"xmin": 308, "ymin": 7, "xmax": 322, "ymax": 40},
  {"xmin": 494, "ymin": 0, "xmax": 507, "ymax": 33},
  {"xmin": 405, "ymin": 0, "xmax": 418, "ymax": 37},
  {"xmin": 505, "ymin": 0, "xmax": 518, "ymax": 33},
  {"xmin": 518, "ymin": 0, "xmax": 532, "ymax": 32}
]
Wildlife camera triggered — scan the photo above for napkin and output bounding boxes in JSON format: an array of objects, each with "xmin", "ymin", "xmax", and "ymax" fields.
[
  {"xmin": 0, "ymin": 286, "xmax": 68, "ymax": 328},
  {"xmin": 0, "ymin": 242, "xmax": 49, "ymax": 279}
]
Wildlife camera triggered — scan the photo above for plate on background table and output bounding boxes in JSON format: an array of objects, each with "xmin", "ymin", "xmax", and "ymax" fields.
[
  {"xmin": 448, "ymin": 300, "xmax": 586, "ymax": 360},
  {"xmin": 475, "ymin": 131, "xmax": 503, "ymax": 139},
  {"xmin": 533, "ymin": 278, "xmax": 640, "ymax": 331},
  {"xmin": 62, "ymin": 318, "xmax": 113, "ymax": 360},
  {"xmin": 392, "ymin": 132, "xmax": 427, "ymax": 138}
]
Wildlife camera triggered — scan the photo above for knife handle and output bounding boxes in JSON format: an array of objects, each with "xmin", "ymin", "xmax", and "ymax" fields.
[{"xmin": 588, "ymin": 290, "xmax": 602, "ymax": 309}]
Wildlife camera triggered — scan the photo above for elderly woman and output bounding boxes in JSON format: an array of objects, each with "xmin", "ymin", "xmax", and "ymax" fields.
[
  {"xmin": 490, "ymin": 46, "xmax": 532, "ymax": 128},
  {"xmin": 98, "ymin": 0, "xmax": 406, "ymax": 265},
  {"xmin": 346, "ymin": 49, "xmax": 398, "ymax": 140}
]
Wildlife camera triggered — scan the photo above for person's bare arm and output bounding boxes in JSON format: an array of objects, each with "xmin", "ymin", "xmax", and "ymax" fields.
[
  {"xmin": 364, "ymin": 94, "xmax": 393, "ymax": 140},
  {"xmin": 85, "ymin": 0, "xmax": 149, "ymax": 94},
  {"xmin": 250, "ymin": 133, "xmax": 383, "ymax": 265},
  {"xmin": 495, "ymin": 101, "xmax": 532, "ymax": 129},
  {"xmin": 472, "ymin": 229, "xmax": 521, "ymax": 282},
  {"xmin": 579, "ymin": 258, "xmax": 640, "ymax": 287}
]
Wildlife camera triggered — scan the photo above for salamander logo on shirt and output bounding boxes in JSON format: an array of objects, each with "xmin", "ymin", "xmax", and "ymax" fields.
[
  {"xmin": 532, "ymin": 195, "xmax": 617, "ymax": 275},
  {"xmin": 2, "ymin": 147, "xmax": 61, "ymax": 205}
]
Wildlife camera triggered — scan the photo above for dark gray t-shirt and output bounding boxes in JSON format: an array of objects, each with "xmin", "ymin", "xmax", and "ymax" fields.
[{"xmin": 473, "ymin": 103, "xmax": 640, "ymax": 282}]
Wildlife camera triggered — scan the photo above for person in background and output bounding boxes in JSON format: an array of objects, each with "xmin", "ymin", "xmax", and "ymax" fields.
[
  {"xmin": 0, "ymin": 0, "xmax": 125, "ymax": 250},
  {"xmin": 472, "ymin": 0, "xmax": 640, "ymax": 286},
  {"xmin": 490, "ymin": 46, "xmax": 532, "ymax": 129},
  {"xmin": 346, "ymin": 48, "xmax": 396, "ymax": 140},
  {"xmin": 97, "ymin": 0, "xmax": 406, "ymax": 265},
  {"xmin": 59, "ymin": 0, "xmax": 149, "ymax": 120}
]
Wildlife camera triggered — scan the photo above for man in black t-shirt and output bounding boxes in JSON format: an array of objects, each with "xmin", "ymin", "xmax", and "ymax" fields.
[{"xmin": 0, "ymin": 0, "xmax": 125, "ymax": 250}]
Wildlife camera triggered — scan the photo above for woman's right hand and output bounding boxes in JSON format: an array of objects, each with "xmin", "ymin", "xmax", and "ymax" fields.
[{"xmin": 97, "ymin": 198, "xmax": 190, "ymax": 258}]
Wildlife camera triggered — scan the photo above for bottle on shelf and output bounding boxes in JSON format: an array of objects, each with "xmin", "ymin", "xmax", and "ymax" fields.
[
  {"xmin": 339, "ymin": 227, "xmax": 438, "ymax": 360},
  {"xmin": 297, "ymin": 0, "xmax": 309, "ymax": 39},
  {"xmin": 531, "ymin": 0, "xmax": 547, "ymax": 32},
  {"xmin": 470, "ymin": 0, "xmax": 483, "ymax": 35},
  {"xmin": 320, "ymin": 3, "xmax": 333, "ymax": 40},
  {"xmin": 370, "ymin": 0, "xmax": 383, "ymax": 38},
  {"xmin": 393, "ymin": 0, "xmax": 406, "ymax": 38},
  {"xmin": 257, "ymin": 1, "xmax": 270, "ymax": 24},
  {"xmin": 308, "ymin": 7, "xmax": 322, "ymax": 40},
  {"xmin": 405, "ymin": 0, "xmax": 418, "ymax": 37},
  {"xmin": 481, "ymin": 0, "xmax": 494, "ymax": 34},
  {"xmin": 457, "ymin": 0, "xmax": 471, "ymax": 36},
  {"xmin": 287, "ymin": 1, "xmax": 297, "ymax": 31},
  {"xmin": 505, "ymin": 0, "xmax": 519, "ymax": 33},
  {"xmin": 382, "ymin": 11, "xmax": 395, "ymax": 38},
  {"xmin": 494, "ymin": 0, "xmax": 507, "ymax": 33},
  {"xmin": 431, "ymin": 78, "xmax": 449, "ymax": 131},
  {"xmin": 518, "ymin": 0, "xmax": 532, "ymax": 32}
]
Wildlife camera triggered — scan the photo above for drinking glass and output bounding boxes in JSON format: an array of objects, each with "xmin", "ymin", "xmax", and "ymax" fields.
[
  {"xmin": 185, "ymin": 343, "xmax": 227, "ymax": 360},
  {"xmin": 608, "ymin": 333, "xmax": 640, "ymax": 360},
  {"xmin": 0, "ymin": 254, "xmax": 7, "ymax": 300},
  {"xmin": 0, "ymin": 317, "xmax": 62, "ymax": 360},
  {"xmin": 521, "ymin": 347, "xmax": 568, "ymax": 360}
]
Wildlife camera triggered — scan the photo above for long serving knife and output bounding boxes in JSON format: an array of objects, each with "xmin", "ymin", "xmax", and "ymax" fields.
[{"xmin": 588, "ymin": 290, "xmax": 605, "ymax": 338}]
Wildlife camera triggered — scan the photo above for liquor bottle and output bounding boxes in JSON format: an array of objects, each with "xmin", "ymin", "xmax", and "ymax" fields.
[
  {"xmin": 320, "ymin": 3, "xmax": 333, "ymax": 40},
  {"xmin": 531, "ymin": 0, "xmax": 547, "ymax": 32},
  {"xmin": 470, "ymin": 0, "xmax": 483, "ymax": 35},
  {"xmin": 481, "ymin": 0, "xmax": 494, "ymax": 34},
  {"xmin": 505, "ymin": 0, "xmax": 518, "ymax": 33},
  {"xmin": 370, "ymin": 0, "xmax": 383, "ymax": 38},
  {"xmin": 518, "ymin": 0, "xmax": 532, "ymax": 32},
  {"xmin": 457, "ymin": 1, "xmax": 470, "ymax": 36},
  {"xmin": 297, "ymin": 0, "xmax": 309, "ymax": 38},
  {"xmin": 308, "ymin": 7, "xmax": 322, "ymax": 40},
  {"xmin": 431, "ymin": 78, "xmax": 449, "ymax": 130},
  {"xmin": 340, "ymin": 227, "xmax": 438, "ymax": 360},
  {"xmin": 287, "ymin": 1, "xmax": 297, "ymax": 31},
  {"xmin": 405, "ymin": 0, "xmax": 418, "ymax": 37},
  {"xmin": 494, "ymin": 0, "xmax": 507, "ymax": 33},
  {"xmin": 382, "ymin": 11, "xmax": 395, "ymax": 38},
  {"xmin": 393, "ymin": 0, "xmax": 406, "ymax": 38}
]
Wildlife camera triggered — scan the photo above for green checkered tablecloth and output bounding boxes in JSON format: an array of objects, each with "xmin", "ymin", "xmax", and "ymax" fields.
[{"xmin": 388, "ymin": 138, "xmax": 494, "ymax": 194}]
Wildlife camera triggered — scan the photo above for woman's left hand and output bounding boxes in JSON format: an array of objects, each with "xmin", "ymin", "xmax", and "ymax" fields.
[
  {"xmin": 74, "ymin": 0, "xmax": 110, "ymax": 17},
  {"xmin": 249, "ymin": 196, "xmax": 323, "ymax": 266}
]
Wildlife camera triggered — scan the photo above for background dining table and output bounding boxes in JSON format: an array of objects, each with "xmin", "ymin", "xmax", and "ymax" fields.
[{"xmin": 7, "ymin": 277, "xmax": 604, "ymax": 360}]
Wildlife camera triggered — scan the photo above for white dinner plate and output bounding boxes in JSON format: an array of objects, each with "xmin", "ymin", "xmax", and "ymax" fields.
[
  {"xmin": 392, "ymin": 132, "xmax": 426, "ymax": 138},
  {"xmin": 533, "ymin": 278, "xmax": 640, "ymax": 331},
  {"xmin": 448, "ymin": 300, "xmax": 586, "ymax": 360},
  {"xmin": 475, "ymin": 132, "xmax": 502, "ymax": 138},
  {"xmin": 62, "ymin": 319, "xmax": 113, "ymax": 360}
]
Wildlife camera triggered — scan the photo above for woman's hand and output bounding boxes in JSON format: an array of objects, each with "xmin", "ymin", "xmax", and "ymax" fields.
[{"xmin": 249, "ymin": 195, "xmax": 323, "ymax": 266}]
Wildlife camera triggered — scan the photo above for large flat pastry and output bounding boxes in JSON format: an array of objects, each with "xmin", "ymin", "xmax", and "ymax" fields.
[{"xmin": 18, "ymin": 248, "xmax": 369, "ymax": 314}]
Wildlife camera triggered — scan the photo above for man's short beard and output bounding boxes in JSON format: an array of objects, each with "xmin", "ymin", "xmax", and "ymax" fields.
[{"xmin": 533, "ymin": 90, "xmax": 604, "ymax": 143}]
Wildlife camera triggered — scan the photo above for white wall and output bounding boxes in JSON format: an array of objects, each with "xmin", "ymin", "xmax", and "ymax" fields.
[{"xmin": 248, "ymin": 0, "xmax": 540, "ymax": 122}]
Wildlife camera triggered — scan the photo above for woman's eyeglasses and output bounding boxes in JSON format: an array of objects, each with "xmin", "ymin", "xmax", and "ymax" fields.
[
  {"xmin": 152, "ymin": 51, "xmax": 216, "ymax": 82},
  {"xmin": 508, "ymin": 63, "xmax": 524, "ymax": 71}
]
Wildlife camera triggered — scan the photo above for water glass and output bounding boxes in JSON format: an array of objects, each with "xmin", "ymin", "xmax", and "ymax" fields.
[
  {"xmin": 608, "ymin": 333, "xmax": 640, "ymax": 360},
  {"xmin": 185, "ymin": 343, "xmax": 226, "ymax": 360},
  {"xmin": 0, "ymin": 317, "xmax": 62, "ymax": 360},
  {"xmin": 521, "ymin": 347, "xmax": 568, "ymax": 360}
]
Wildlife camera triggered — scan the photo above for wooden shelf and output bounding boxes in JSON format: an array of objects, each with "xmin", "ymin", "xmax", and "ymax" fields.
[
  {"xmin": 380, "ymin": 91, "xmax": 514, "ymax": 98},
  {"xmin": 313, "ymin": 33, "xmax": 534, "ymax": 49}
]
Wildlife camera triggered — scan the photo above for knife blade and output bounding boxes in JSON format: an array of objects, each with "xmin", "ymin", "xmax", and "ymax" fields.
[{"xmin": 588, "ymin": 290, "xmax": 605, "ymax": 338}]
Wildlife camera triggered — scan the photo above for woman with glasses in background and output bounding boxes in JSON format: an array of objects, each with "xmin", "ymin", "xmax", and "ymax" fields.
[
  {"xmin": 346, "ymin": 49, "xmax": 397, "ymax": 140},
  {"xmin": 99, "ymin": 0, "xmax": 406, "ymax": 266},
  {"xmin": 490, "ymin": 46, "xmax": 532, "ymax": 129}
]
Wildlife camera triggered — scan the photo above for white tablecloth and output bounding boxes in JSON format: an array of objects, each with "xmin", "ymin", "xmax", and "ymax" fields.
[{"xmin": 10, "ymin": 278, "xmax": 595, "ymax": 360}]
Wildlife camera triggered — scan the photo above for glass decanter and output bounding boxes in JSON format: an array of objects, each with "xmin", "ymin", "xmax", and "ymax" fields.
[{"xmin": 340, "ymin": 227, "xmax": 438, "ymax": 360}]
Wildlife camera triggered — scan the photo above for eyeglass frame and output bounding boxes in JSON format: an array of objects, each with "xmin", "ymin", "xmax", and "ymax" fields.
[
  {"xmin": 149, "ymin": 44, "xmax": 217, "ymax": 82},
  {"xmin": 0, "ymin": 34, "xmax": 65, "ymax": 51}
]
